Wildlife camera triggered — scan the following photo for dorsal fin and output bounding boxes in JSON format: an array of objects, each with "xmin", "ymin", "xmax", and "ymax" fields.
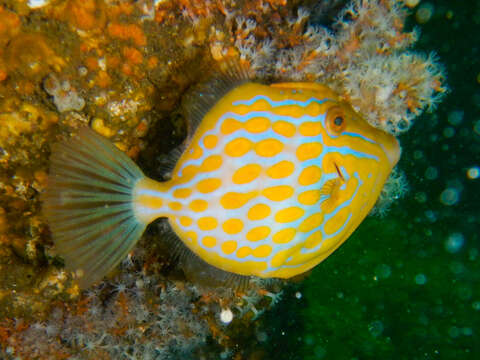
[
  {"xmin": 148, "ymin": 59, "xmax": 253, "ymax": 178},
  {"xmin": 182, "ymin": 58, "xmax": 253, "ymax": 139}
]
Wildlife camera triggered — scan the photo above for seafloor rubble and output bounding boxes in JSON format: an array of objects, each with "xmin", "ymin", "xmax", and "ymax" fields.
[{"xmin": 0, "ymin": 0, "xmax": 445, "ymax": 358}]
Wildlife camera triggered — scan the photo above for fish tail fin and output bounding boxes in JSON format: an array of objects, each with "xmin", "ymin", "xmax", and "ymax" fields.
[{"xmin": 43, "ymin": 127, "xmax": 148, "ymax": 289}]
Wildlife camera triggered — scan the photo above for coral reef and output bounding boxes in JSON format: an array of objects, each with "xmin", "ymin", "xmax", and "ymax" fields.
[
  {"xmin": 0, "ymin": 0, "xmax": 446, "ymax": 358},
  {"xmin": 1, "ymin": 228, "xmax": 286, "ymax": 359},
  {"xmin": 3, "ymin": 259, "xmax": 210, "ymax": 359},
  {"xmin": 219, "ymin": 0, "xmax": 447, "ymax": 135},
  {"xmin": 371, "ymin": 167, "xmax": 409, "ymax": 217}
]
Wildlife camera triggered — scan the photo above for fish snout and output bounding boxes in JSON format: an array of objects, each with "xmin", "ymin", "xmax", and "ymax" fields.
[{"xmin": 383, "ymin": 136, "xmax": 401, "ymax": 168}]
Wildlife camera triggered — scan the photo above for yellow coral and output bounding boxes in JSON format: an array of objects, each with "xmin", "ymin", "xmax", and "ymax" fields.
[
  {"xmin": 4, "ymin": 33, "xmax": 66, "ymax": 79},
  {"xmin": 0, "ymin": 101, "xmax": 57, "ymax": 147},
  {"xmin": 91, "ymin": 118, "xmax": 115, "ymax": 138},
  {"xmin": 0, "ymin": 6, "xmax": 21, "ymax": 47}
]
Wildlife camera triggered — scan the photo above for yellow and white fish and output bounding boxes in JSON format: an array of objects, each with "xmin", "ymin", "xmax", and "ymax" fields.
[{"xmin": 43, "ymin": 76, "xmax": 400, "ymax": 289}]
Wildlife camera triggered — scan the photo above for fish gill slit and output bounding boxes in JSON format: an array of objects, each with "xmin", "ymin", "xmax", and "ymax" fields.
[{"xmin": 334, "ymin": 162, "xmax": 344, "ymax": 182}]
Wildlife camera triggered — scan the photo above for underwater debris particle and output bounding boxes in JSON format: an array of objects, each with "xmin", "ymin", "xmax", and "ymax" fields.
[{"xmin": 445, "ymin": 233, "xmax": 464, "ymax": 254}]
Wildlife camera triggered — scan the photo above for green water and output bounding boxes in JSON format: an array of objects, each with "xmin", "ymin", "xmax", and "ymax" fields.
[{"xmin": 263, "ymin": 1, "xmax": 480, "ymax": 359}]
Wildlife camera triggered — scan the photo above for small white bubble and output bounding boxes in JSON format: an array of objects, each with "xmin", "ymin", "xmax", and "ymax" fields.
[
  {"xmin": 28, "ymin": 0, "xmax": 49, "ymax": 8},
  {"xmin": 447, "ymin": 110, "xmax": 464, "ymax": 126},
  {"xmin": 314, "ymin": 346, "xmax": 326, "ymax": 358},
  {"xmin": 413, "ymin": 150, "xmax": 424, "ymax": 160},
  {"xmin": 416, "ymin": 2, "xmax": 434, "ymax": 23},
  {"xmin": 439, "ymin": 188, "xmax": 460, "ymax": 206},
  {"xmin": 295, "ymin": 291, "xmax": 302, "ymax": 299},
  {"xmin": 467, "ymin": 166, "xmax": 479, "ymax": 179},
  {"xmin": 78, "ymin": 66, "xmax": 88, "ymax": 76},
  {"xmin": 368, "ymin": 320, "xmax": 384, "ymax": 337},
  {"xmin": 375, "ymin": 264, "xmax": 392, "ymax": 279},
  {"xmin": 443, "ymin": 127, "xmax": 455, "ymax": 138},
  {"xmin": 415, "ymin": 192, "xmax": 427, "ymax": 203},
  {"xmin": 425, "ymin": 166, "xmax": 438, "ymax": 180},
  {"xmin": 219, "ymin": 308, "xmax": 233, "ymax": 324},
  {"xmin": 424, "ymin": 210, "xmax": 437, "ymax": 222},
  {"xmin": 415, "ymin": 273, "xmax": 427, "ymax": 285},
  {"xmin": 256, "ymin": 330, "xmax": 268, "ymax": 342},
  {"xmin": 98, "ymin": 57, "xmax": 107, "ymax": 71},
  {"xmin": 445, "ymin": 233, "xmax": 464, "ymax": 253},
  {"xmin": 304, "ymin": 334, "xmax": 315, "ymax": 345}
]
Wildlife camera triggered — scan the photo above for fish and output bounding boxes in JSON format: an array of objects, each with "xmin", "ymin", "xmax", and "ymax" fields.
[{"xmin": 43, "ymin": 76, "xmax": 400, "ymax": 289}]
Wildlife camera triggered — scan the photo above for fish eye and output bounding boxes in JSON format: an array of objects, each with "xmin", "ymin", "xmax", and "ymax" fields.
[{"xmin": 326, "ymin": 106, "xmax": 347, "ymax": 134}]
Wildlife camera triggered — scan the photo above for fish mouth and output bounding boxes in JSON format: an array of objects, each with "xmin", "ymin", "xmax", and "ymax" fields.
[{"xmin": 334, "ymin": 162, "xmax": 345, "ymax": 181}]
